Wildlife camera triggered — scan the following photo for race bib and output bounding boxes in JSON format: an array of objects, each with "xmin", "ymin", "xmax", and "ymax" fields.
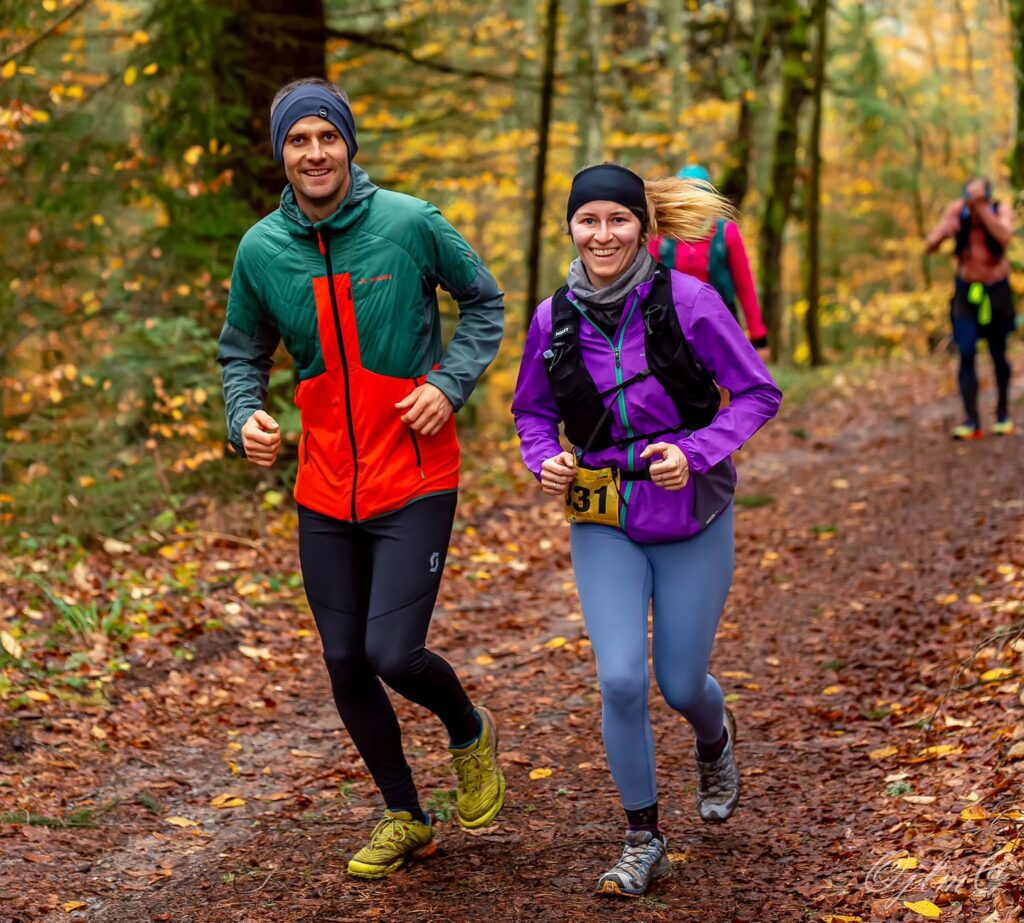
[{"xmin": 564, "ymin": 466, "xmax": 621, "ymax": 526}]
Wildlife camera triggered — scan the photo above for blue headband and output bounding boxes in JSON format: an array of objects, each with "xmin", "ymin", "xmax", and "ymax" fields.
[{"xmin": 270, "ymin": 85, "xmax": 358, "ymax": 164}]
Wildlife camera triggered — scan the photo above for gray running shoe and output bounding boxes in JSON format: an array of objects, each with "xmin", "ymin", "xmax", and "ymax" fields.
[
  {"xmin": 595, "ymin": 830, "xmax": 670, "ymax": 897},
  {"xmin": 696, "ymin": 706, "xmax": 740, "ymax": 823}
]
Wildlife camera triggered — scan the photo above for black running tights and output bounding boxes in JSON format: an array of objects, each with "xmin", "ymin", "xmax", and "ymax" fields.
[{"xmin": 298, "ymin": 493, "xmax": 477, "ymax": 812}]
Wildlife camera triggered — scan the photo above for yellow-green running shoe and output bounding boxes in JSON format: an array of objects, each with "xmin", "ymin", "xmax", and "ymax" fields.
[
  {"xmin": 951, "ymin": 423, "xmax": 984, "ymax": 440},
  {"xmin": 347, "ymin": 810, "xmax": 436, "ymax": 879},
  {"xmin": 992, "ymin": 419, "xmax": 1015, "ymax": 436},
  {"xmin": 450, "ymin": 706, "xmax": 505, "ymax": 829}
]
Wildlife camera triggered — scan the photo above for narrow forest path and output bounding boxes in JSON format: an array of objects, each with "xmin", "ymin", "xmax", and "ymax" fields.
[{"xmin": 3, "ymin": 356, "xmax": 1022, "ymax": 923}]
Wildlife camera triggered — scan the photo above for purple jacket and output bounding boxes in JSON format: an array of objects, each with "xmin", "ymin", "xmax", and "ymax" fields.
[{"xmin": 512, "ymin": 270, "xmax": 782, "ymax": 543}]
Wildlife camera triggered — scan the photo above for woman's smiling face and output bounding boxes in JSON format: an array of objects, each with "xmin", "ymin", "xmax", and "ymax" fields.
[{"xmin": 569, "ymin": 201, "xmax": 643, "ymax": 289}]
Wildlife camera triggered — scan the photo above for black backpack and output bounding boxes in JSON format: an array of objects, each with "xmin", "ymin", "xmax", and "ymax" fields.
[{"xmin": 543, "ymin": 264, "xmax": 720, "ymax": 452}]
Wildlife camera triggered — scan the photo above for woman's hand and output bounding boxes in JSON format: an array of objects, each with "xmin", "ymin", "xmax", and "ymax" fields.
[
  {"xmin": 640, "ymin": 442, "xmax": 689, "ymax": 491},
  {"xmin": 539, "ymin": 452, "xmax": 576, "ymax": 496}
]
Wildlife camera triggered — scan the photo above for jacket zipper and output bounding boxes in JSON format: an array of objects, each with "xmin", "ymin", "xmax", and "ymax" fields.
[
  {"xmin": 614, "ymin": 299, "xmax": 640, "ymax": 529},
  {"xmin": 573, "ymin": 293, "xmax": 640, "ymax": 529},
  {"xmin": 317, "ymin": 228, "xmax": 360, "ymax": 521},
  {"xmin": 408, "ymin": 376, "xmax": 426, "ymax": 479}
]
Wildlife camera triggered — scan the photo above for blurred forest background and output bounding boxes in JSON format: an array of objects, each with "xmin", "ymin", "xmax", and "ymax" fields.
[{"xmin": 3, "ymin": 0, "xmax": 1024, "ymax": 541}]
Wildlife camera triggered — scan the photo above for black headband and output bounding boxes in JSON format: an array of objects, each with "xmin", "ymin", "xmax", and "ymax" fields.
[{"xmin": 566, "ymin": 163, "xmax": 648, "ymax": 226}]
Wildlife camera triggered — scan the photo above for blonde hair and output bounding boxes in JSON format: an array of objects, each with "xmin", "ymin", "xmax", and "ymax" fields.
[{"xmin": 644, "ymin": 177, "xmax": 736, "ymax": 242}]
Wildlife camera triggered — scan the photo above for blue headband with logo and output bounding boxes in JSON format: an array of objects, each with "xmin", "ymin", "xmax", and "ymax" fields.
[{"xmin": 270, "ymin": 85, "xmax": 358, "ymax": 164}]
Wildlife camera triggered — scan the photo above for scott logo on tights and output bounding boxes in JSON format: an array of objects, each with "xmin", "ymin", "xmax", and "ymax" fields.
[{"xmin": 429, "ymin": 552, "xmax": 440, "ymax": 573}]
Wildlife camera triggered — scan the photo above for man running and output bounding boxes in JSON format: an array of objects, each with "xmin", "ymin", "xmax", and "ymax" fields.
[
  {"xmin": 926, "ymin": 177, "xmax": 1015, "ymax": 438},
  {"xmin": 217, "ymin": 77, "xmax": 506, "ymax": 878}
]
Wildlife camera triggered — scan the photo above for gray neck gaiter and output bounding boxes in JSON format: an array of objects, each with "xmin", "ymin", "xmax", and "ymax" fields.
[{"xmin": 567, "ymin": 247, "xmax": 656, "ymax": 329}]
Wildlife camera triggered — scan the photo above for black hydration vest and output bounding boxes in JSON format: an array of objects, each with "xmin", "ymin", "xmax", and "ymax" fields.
[
  {"xmin": 542, "ymin": 264, "xmax": 720, "ymax": 453},
  {"xmin": 955, "ymin": 203, "xmax": 1005, "ymax": 260}
]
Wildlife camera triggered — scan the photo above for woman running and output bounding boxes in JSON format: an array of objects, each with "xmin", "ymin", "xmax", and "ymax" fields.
[
  {"xmin": 649, "ymin": 164, "xmax": 768, "ymax": 352},
  {"xmin": 512, "ymin": 163, "xmax": 781, "ymax": 897}
]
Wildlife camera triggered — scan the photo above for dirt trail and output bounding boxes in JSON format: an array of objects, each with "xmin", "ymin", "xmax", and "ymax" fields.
[{"xmin": 2, "ymin": 356, "xmax": 1022, "ymax": 923}]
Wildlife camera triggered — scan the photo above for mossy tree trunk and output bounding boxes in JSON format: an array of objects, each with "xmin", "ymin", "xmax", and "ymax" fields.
[
  {"xmin": 525, "ymin": 0, "xmax": 560, "ymax": 325},
  {"xmin": 805, "ymin": 0, "xmax": 828, "ymax": 367},
  {"xmin": 758, "ymin": 0, "xmax": 813, "ymax": 361},
  {"xmin": 719, "ymin": 3, "xmax": 773, "ymax": 209},
  {"xmin": 1010, "ymin": 0, "xmax": 1024, "ymax": 194}
]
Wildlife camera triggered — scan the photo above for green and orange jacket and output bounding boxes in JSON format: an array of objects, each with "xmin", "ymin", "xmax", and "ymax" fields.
[{"xmin": 217, "ymin": 165, "xmax": 505, "ymax": 522}]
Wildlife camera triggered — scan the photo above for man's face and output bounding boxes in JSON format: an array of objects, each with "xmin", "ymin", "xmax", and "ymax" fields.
[
  {"xmin": 282, "ymin": 115, "xmax": 351, "ymax": 213},
  {"xmin": 965, "ymin": 178, "xmax": 989, "ymax": 203}
]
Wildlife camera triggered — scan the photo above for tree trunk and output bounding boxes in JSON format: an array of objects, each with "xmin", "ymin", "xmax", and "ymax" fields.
[
  {"xmin": 525, "ymin": 0, "xmax": 559, "ymax": 324},
  {"xmin": 911, "ymin": 124, "xmax": 932, "ymax": 288},
  {"xmin": 572, "ymin": 0, "xmax": 603, "ymax": 166},
  {"xmin": 1010, "ymin": 0, "xmax": 1024, "ymax": 191},
  {"xmin": 240, "ymin": 0, "xmax": 327, "ymax": 212},
  {"xmin": 758, "ymin": 0, "xmax": 812, "ymax": 360},
  {"xmin": 719, "ymin": 3, "xmax": 772, "ymax": 208},
  {"xmin": 805, "ymin": 0, "xmax": 827, "ymax": 368},
  {"xmin": 141, "ymin": 0, "xmax": 325, "ymax": 216},
  {"xmin": 663, "ymin": 0, "xmax": 688, "ymax": 157}
]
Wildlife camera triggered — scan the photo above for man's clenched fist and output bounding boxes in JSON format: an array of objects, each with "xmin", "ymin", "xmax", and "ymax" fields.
[{"xmin": 241, "ymin": 409, "xmax": 281, "ymax": 467}]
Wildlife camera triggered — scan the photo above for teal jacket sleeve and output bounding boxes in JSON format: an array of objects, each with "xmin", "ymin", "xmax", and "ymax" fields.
[
  {"xmin": 216, "ymin": 237, "xmax": 281, "ymax": 458},
  {"xmin": 419, "ymin": 205, "xmax": 505, "ymax": 410}
]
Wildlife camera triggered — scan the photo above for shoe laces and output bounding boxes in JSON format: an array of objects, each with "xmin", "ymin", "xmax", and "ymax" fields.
[
  {"xmin": 368, "ymin": 814, "xmax": 411, "ymax": 848},
  {"xmin": 612, "ymin": 836, "xmax": 663, "ymax": 879},
  {"xmin": 452, "ymin": 747, "xmax": 489, "ymax": 793},
  {"xmin": 698, "ymin": 749, "xmax": 737, "ymax": 798}
]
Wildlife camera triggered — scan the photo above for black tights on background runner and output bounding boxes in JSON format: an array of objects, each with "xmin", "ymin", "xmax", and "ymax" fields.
[
  {"xmin": 951, "ymin": 278, "xmax": 1014, "ymax": 428},
  {"xmin": 298, "ymin": 493, "xmax": 479, "ymax": 812}
]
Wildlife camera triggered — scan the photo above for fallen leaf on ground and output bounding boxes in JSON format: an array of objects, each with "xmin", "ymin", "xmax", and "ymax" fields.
[
  {"xmin": 164, "ymin": 816, "xmax": 200, "ymax": 828},
  {"xmin": 529, "ymin": 768, "xmax": 553, "ymax": 780},
  {"xmin": 210, "ymin": 794, "xmax": 245, "ymax": 809},
  {"xmin": 942, "ymin": 715, "xmax": 973, "ymax": 728},
  {"xmin": 903, "ymin": 899, "xmax": 941, "ymax": 918},
  {"xmin": 959, "ymin": 805, "xmax": 988, "ymax": 821},
  {"xmin": 1, "ymin": 630, "xmax": 23, "ymax": 659},
  {"xmin": 238, "ymin": 645, "xmax": 272, "ymax": 661}
]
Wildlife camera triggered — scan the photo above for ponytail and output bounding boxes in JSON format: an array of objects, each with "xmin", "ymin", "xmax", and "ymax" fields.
[{"xmin": 644, "ymin": 177, "xmax": 736, "ymax": 242}]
